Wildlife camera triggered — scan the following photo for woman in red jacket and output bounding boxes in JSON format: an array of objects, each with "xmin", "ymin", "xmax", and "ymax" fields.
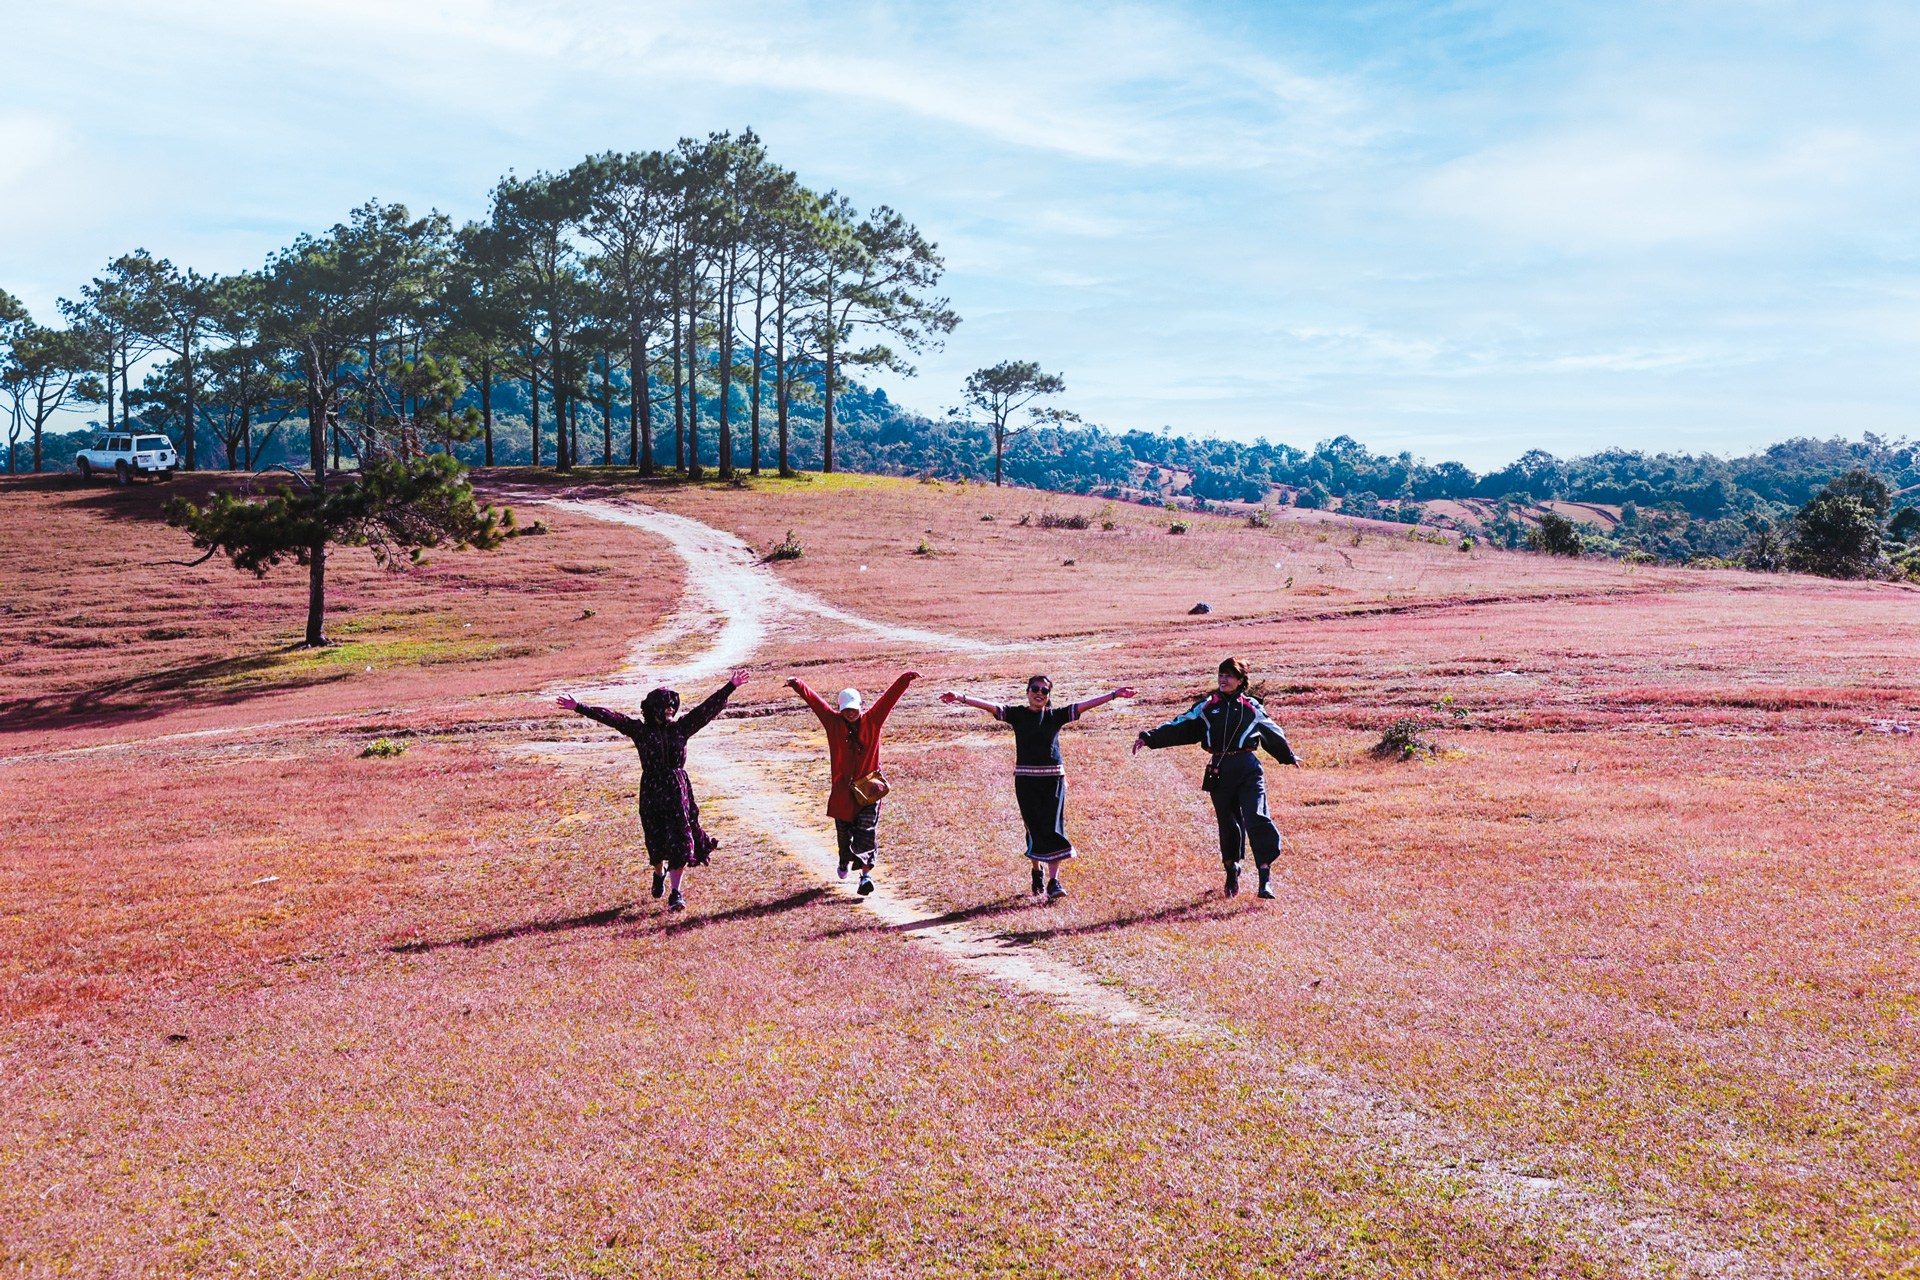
[{"xmin": 786, "ymin": 671, "xmax": 919, "ymax": 896}]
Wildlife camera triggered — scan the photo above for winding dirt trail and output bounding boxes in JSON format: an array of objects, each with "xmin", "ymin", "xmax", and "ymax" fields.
[
  {"xmin": 529, "ymin": 492, "xmax": 1762, "ymax": 1279},
  {"xmin": 530, "ymin": 495, "xmax": 1207, "ymax": 1039}
]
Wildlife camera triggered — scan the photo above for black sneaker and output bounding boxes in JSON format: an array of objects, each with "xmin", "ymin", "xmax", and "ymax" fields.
[
  {"xmin": 1256, "ymin": 868, "xmax": 1275, "ymax": 900},
  {"xmin": 651, "ymin": 869, "xmax": 666, "ymax": 899},
  {"xmin": 1224, "ymin": 864, "xmax": 1240, "ymax": 897},
  {"xmin": 1046, "ymin": 879, "xmax": 1066, "ymax": 901},
  {"xmin": 1031, "ymin": 864, "xmax": 1044, "ymax": 895},
  {"xmin": 837, "ymin": 852, "xmax": 851, "ymax": 880},
  {"xmin": 667, "ymin": 889, "xmax": 685, "ymax": 912},
  {"xmin": 857, "ymin": 873, "xmax": 875, "ymax": 897}
]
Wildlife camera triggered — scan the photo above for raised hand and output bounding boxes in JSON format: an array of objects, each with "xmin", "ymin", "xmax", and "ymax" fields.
[
  {"xmin": 939, "ymin": 691, "xmax": 959, "ymax": 704},
  {"xmin": 903, "ymin": 670, "xmax": 921, "ymax": 682},
  {"xmin": 731, "ymin": 667, "xmax": 751, "ymax": 687},
  {"xmin": 1131, "ymin": 735, "xmax": 1147, "ymax": 756},
  {"xmin": 555, "ymin": 695, "xmax": 579, "ymax": 711},
  {"xmin": 1114, "ymin": 686, "xmax": 1138, "ymax": 699},
  {"xmin": 785, "ymin": 677, "xmax": 802, "ymax": 691}
]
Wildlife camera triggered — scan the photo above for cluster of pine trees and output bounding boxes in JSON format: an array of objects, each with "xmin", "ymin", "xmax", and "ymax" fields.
[{"xmin": 1, "ymin": 129, "xmax": 954, "ymax": 480}]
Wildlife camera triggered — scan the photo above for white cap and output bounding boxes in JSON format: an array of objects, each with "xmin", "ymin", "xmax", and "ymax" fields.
[{"xmin": 837, "ymin": 688, "xmax": 863, "ymax": 712}]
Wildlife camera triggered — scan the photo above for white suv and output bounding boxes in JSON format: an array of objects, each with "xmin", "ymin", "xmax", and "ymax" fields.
[{"xmin": 75, "ymin": 433, "xmax": 179, "ymax": 484}]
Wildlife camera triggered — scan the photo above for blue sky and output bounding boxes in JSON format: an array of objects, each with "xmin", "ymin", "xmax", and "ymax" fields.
[{"xmin": 4, "ymin": 0, "xmax": 1917, "ymax": 468}]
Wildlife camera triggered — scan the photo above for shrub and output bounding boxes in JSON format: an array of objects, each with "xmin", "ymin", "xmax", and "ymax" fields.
[
  {"xmin": 914, "ymin": 537, "xmax": 935, "ymax": 555},
  {"xmin": 1370, "ymin": 718, "xmax": 1435, "ymax": 761},
  {"xmin": 1168, "ymin": 521, "xmax": 1189, "ymax": 535},
  {"xmin": 1247, "ymin": 510, "xmax": 1271, "ymax": 529},
  {"xmin": 1098, "ymin": 502, "xmax": 1118, "ymax": 531},
  {"xmin": 1458, "ymin": 534, "xmax": 1476, "ymax": 552},
  {"xmin": 764, "ymin": 530, "xmax": 804, "ymax": 562},
  {"xmin": 360, "ymin": 738, "xmax": 407, "ymax": 759},
  {"xmin": 1527, "ymin": 510, "xmax": 1583, "ymax": 557},
  {"xmin": 1017, "ymin": 513, "xmax": 1032, "ymax": 527},
  {"xmin": 1038, "ymin": 511, "xmax": 1091, "ymax": 530}
]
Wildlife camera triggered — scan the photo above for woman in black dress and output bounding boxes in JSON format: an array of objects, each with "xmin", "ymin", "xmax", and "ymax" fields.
[
  {"xmin": 941, "ymin": 676, "xmax": 1135, "ymax": 900},
  {"xmin": 556, "ymin": 666, "xmax": 749, "ymax": 911}
]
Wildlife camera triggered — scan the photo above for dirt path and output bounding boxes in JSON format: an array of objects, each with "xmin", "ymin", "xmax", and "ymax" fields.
[
  {"xmin": 528, "ymin": 495, "xmax": 1203, "ymax": 1038},
  {"xmin": 531, "ymin": 493, "xmax": 1762, "ymax": 1279}
]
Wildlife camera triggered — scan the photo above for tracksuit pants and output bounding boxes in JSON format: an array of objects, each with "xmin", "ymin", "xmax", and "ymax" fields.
[{"xmin": 1210, "ymin": 753, "xmax": 1282, "ymax": 869}]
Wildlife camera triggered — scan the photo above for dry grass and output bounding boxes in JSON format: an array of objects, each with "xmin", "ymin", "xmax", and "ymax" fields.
[{"xmin": 5, "ymin": 469, "xmax": 1918, "ymax": 1276}]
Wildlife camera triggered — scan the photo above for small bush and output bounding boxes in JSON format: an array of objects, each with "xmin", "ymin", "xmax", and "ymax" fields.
[
  {"xmin": 1349, "ymin": 531, "xmax": 1364, "ymax": 547},
  {"xmin": 980, "ymin": 513, "xmax": 995, "ymax": 522},
  {"xmin": 360, "ymin": 738, "xmax": 408, "ymax": 759},
  {"xmin": 914, "ymin": 538, "xmax": 935, "ymax": 556},
  {"xmin": 1017, "ymin": 513, "xmax": 1032, "ymax": 527},
  {"xmin": 1458, "ymin": 534, "xmax": 1476, "ymax": 552},
  {"xmin": 764, "ymin": 530, "xmax": 804, "ymax": 562},
  {"xmin": 1247, "ymin": 510, "xmax": 1271, "ymax": 529},
  {"xmin": 1038, "ymin": 511, "xmax": 1090, "ymax": 530},
  {"xmin": 1097, "ymin": 502, "xmax": 1118, "ymax": 531},
  {"xmin": 1370, "ymin": 718, "xmax": 1434, "ymax": 761},
  {"xmin": 1168, "ymin": 520, "xmax": 1190, "ymax": 535}
]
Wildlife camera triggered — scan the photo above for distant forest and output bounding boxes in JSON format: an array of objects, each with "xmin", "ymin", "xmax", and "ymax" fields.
[{"xmin": 4, "ymin": 124, "xmax": 1914, "ymax": 574}]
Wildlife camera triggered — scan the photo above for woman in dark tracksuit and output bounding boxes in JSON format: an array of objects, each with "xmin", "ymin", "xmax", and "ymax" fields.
[{"xmin": 1132, "ymin": 657, "xmax": 1299, "ymax": 899}]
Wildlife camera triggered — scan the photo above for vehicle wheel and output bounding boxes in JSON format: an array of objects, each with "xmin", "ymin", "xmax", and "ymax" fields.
[
  {"xmin": 77, "ymin": 459, "xmax": 92, "ymax": 481},
  {"xmin": 116, "ymin": 461, "xmax": 130, "ymax": 485}
]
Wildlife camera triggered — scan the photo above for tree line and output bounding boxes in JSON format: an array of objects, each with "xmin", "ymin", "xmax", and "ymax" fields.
[{"xmin": 1, "ymin": 129, "xmax": 956, "ymax": 482}]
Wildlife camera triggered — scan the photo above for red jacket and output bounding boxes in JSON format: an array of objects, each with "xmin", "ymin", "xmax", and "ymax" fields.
[{"xmin": 793, "ymin": 672, "xmax": 916, "ymax": 819}]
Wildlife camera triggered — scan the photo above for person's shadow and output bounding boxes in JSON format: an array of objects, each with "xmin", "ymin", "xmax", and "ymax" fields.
[{"xmin": 387, "ymin": 887, "xmax": 831, "ymax": 954}]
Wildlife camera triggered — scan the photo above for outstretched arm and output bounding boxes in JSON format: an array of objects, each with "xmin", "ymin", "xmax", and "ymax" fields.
[
  {"xmin": 787, "ymin": 676, "xmax": 835, "ymax": 727},
  {"xmin": 1130, "ymin": 697, "xmax": 1211, "ymax": 756},
  {"xmin": 1072, "ymin": 686, "xmax": 1137, "ymax": 717},
  {"xmin": 1255, "ymin": 707, "xmax": 1300, "ymax": 767},
  {"xmin": 556, "ymin": 695, "xmax": 639, "ymax": 737},
  {"xmin": 940, "ymin": 691, "xmax": 1003, "ymax": 718},
  {"xmin": 679, "ymin": 668, "xmax": 750, "ymax": 738},
  {"xmin": 867, "ymin": 670, "xmax": 920, "ymax": 727}
]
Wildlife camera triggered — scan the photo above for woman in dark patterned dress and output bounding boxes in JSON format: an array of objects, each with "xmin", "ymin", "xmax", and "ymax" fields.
[
  {"xmin": 941, "ymin": 676, "xmax": 1135, "ymax": 900},
  {"xmin": 555, "ymin": 666, "xmax": 750, "ymax": 911}
]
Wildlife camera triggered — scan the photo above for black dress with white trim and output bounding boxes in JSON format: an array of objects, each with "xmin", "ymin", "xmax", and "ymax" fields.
[{"xmin": 995, "ymin": 703, "xmax": 1079, "ymax": 861}]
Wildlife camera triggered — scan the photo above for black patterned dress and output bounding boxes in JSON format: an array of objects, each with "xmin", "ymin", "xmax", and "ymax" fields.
[
  {"xmin": 995, "ymin": 703, "xmax": 1080, "ymax": 861},
  {"xmin": 570, "ymin": 681, "xmax": 734, "ymax": 870}
]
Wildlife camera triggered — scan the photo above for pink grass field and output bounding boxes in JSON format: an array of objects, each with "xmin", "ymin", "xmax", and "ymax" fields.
[{"xmin": 3, "ymin": 469, "xmax": 1917, "ymax": 1277}]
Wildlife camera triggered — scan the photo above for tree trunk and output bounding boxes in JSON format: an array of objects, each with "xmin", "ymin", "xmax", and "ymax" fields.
[
  {"xmin": 671, "ymin": 307, "xmax": 684, "ymax": 470},
  {"xmin": 600, "ymin": 353, "xmax": 613, "ymax": 467},
  {"xmin": 481, "ymin": 356, "xmax": 494, "ymax": 467},
  {"xmin": 634, "ymin": 332, "xmax": 653, "ymax": 475},
  {"xmin": 530, "ymin": 363, "xmax": 542, "ymax": 467},
  {"xmin": 555, "ymin": 349, "xmax": 572, "ymax": 473},
  {"xmin": 105, "ymin": 357, "xmax": 115, "ymax": 435},
  {"xmin": 181, "ymin": 338, "xmax": 197, "ymax": 471},
  {"xmin": 304, "ymin": 362, "xmax": 328, "ymax": 647},
  {"xmin": 823, "ymin": 345, "xmax": 836, "ymax": 475},
  {"xmin": 749, "ymin": 268, "xmax": 765, "ymax": 476},
  {"xmin": 686, "ymin": 289, "xmax": 701, "ymax": 479},
  {"xmin": 996, "ymin": 423, "xmax": 1004, "ymax": 486},
  {"xmin": 775, "ymin": 321, "xmax": 791, "ymax": 478},
  {"xmin": 717, "ymin": 254, "xmax": 733, "ymax": 480}
]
